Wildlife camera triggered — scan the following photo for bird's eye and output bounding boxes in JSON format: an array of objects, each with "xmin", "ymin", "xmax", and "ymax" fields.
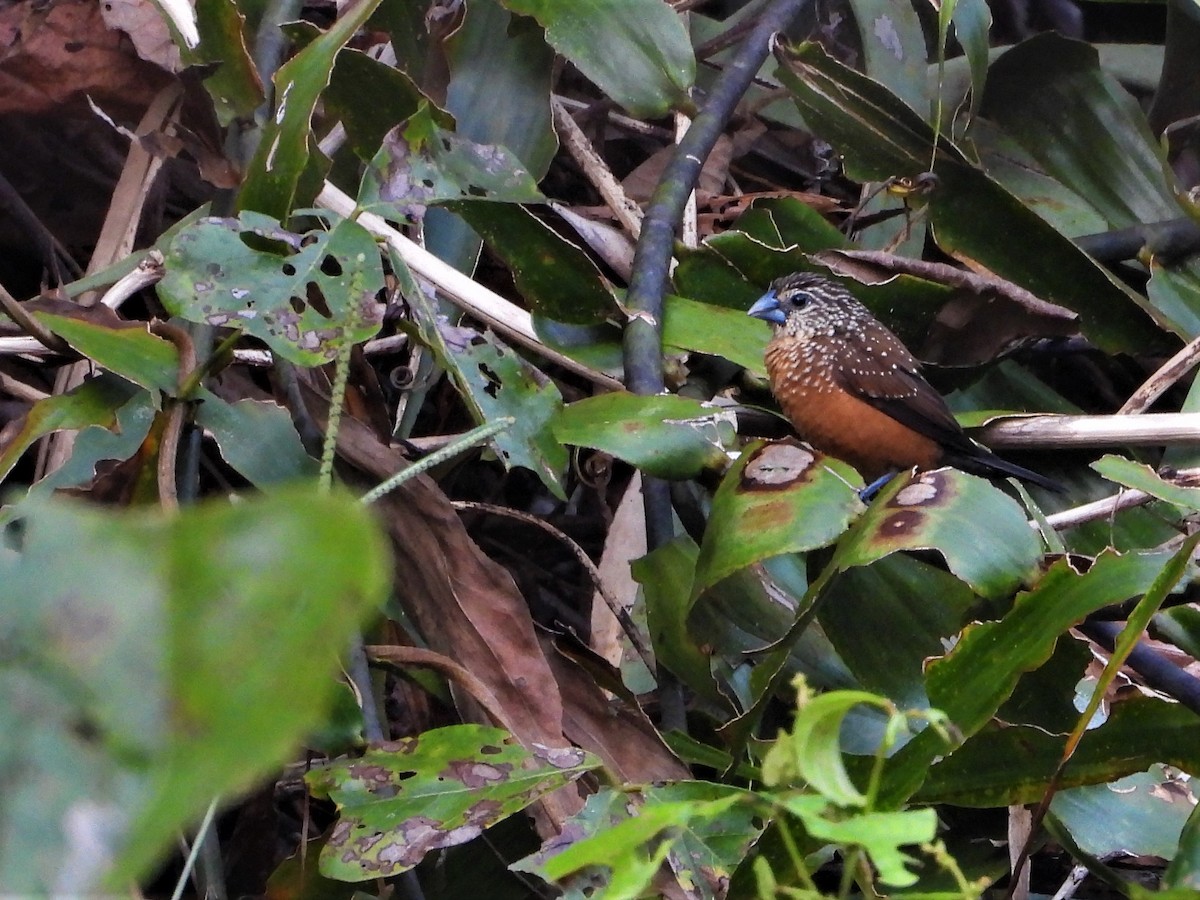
[{"xmin": 787, "ymin": 294, "xmax": 808, "ymax": 308}]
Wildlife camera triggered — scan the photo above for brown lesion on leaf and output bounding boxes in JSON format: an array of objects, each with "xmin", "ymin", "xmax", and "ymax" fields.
[
  {"xmin": 878, "ymin": 508, "xmax": 926, "ymax": 536},
  {"xmin": 738, "ymin": 438, "xmax": 817, "ymax": 492}
]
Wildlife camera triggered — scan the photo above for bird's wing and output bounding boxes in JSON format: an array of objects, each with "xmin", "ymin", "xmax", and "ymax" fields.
[{"xmin": 832, "ymin": 331, "xmax": 976, "ymax": 454}]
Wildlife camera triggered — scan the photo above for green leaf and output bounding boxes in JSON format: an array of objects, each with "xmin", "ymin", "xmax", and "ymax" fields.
[
  {"xmin": 1052, "ymin": 768, "xmax": 1194, "ymax": 860},
  {"xmin": 194, "ymin": 391, "xmax": 319, "ymax": 487},
  {"xmin": 982, "ymin": 33, "xmax": 1200, "ymax": 339},
  {"xmin": 429, "ymin": 0, "xmax": 556, "ymax": 268},
  {"xmin": 158, "ymin": 212, "xmax": 385, "ymax": 366},
  {"xmin": 536, "ymin": 795, "xmax": 742, "ymax": 888},
  {"xmin": 764, "ymin": 688, "xmax": 890, "ymax": 806},
  {"xmin": 33, "ymin": 308, "xmax": 180, "ymax": 394},
  {"xmin": 451, "ymin": 330, "xmax": 569, "ymax": 499},
  {"xmin": 663, "ymin": 294, "xmax": 772, "ymax": 376},
  {"xmin": 359, "ymin": 106, "xmax": 545, "ymax": 220},
  {"xmin": 499, "ymin": 0, "xmax": 694, "ymax": 117},
  {"xmin": 188, "ymin": 0, "xmax": 264, "ymax": 125},
  {"xmin": 325, "ymin": 48, "xmax": 435, "ymax": 160},
  {"xmin": 514, "ymin": 783, "xmax": 759, "ymax": 898},
  {"xmin": 917, "ymin": 697, "xmax": 1200, "ymax": 806},
  {"xmin": 878, "ymin": 550, "xmax": 1178, "ymax": 806},
  {"xmin": 238, "ymin": 0, "xmax": 383, "ymax": 217},
  {"xmin": 773, "ymin": 40, "xmax": 1163, "ymax": 354},
  {"xmin": 552, "ymin": 393, "xmax": 736, "ymax": 480},
  {"xmin": 446, "ymin": 202, "xmax": 619, "ymax": 324},
  {"xmin": 307, "ymin": 725, "xmax": 599, "ymax": 881},
  {"xmin": 849, "ymin": 0, "xmax": 928, "ymax": 115},
  {"xmin": 819, "ymin": 555, "xmax": 976, "ymax": 709},
  {"xmin": 0, "ymin": 488, "xmax": 390, "ymax": 893},
  {"xmin": 631, "ymin": 535, "xmax": 727, "ymax": 707},
  {"xmin": 1165, "ymin": 795, "xmax": 1200, "ymax": 890},
  {"xmin": 0, "ymin": 375, "xmax": 142, "ymax": 486},
  {"xmin": 1092, "ymin": 454, "xmax": 1200, "ymax": 510},
  {"xmin": 32, "ymin": 391, "xmax": 159, "ymax": 495},
  {"xmin": 781, "ymin": 796, "xmax": 938, "ymax": 887},
  {"xmin": 692, "ymin": 439, "xmax": 862, "ymax": 597},
  {"xmin": 833, "ymin": 469, "xmax": 1042, "ymax": 600}
]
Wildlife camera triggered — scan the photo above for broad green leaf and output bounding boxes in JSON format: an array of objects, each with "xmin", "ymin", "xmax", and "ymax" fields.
[
  {"xmin": 0, "ymin": 489, "xmax": 389, "ymax": 893},
  {"xmin": 446, "ymin": 202, "xmax": 619, "ymax": 324},
  {"xmin": 773, "ymin": 40, "xmax": 1163, "ymax": 354},
  {"xmin": 499, "ymin": 0, "xmax": 694, "ymax": 117},
  {"xmin": 394, "ymin": 254, "xmax": 567, "ymax": 496},
  {"xmin": 849, "ymin": 0, "xmax": 927, "ymax": 115},
  {"xmin": 552, "ymin": 393, "xmax": 736, "ymax": 480},
  {"xmin": 429, "ymin": 0, "xmax": 556, "ymax": 268},
  {"xmin": 516, "ymin": 783, "xmax": 760, "ymax": 899},
  {"xmin": 536, "ymin": 796, "xmax": 742, "ymax": 888},
  {"xmin": 917, "ymin": 697, "xmax": 1200, "ymax": 806},
  {"xmin": 32, "ymin": 391, "xmax": 159, "ymax": 495},
  {"xmin": 238, "ymin": 0, "xmax": 383, "ymax": 217},
  {"xmin": 1052, "ymin": 768, "xmax": 1194, "ymax": 860},
  {"xmin": 33, "ymin": 309, "xmax": 180, "ymax": 394},
  {"xmin": 833, "ymin": 469, "xmax": 1042, "ymax": 599},
  {"xmin": 663, "ymin": 294, "xmax": 772, "ymax": 376},
  {"xmin": 692, "ymin": 439, "xmax": 862, "ymax": 597},
  {"xmin": 158, "ymin": 213, "xmax": 385, "ymax": 366},
  {"xmin": 0, "ymin": 375, "xmax": 142, "ymax": 486},
  {"xmin": 819, "ymin": 555, "xmax": 976, "ymax": 709},
  {"xmin": 359, "ymin": 106, "xmax": 545, "ymax": 220},
  {"xmin": 982, "ymin": 34, "xmax": 1200, "ymax": 338},
  {"xmin": 878, "ymin": 550, "xmax": 1177, "ymax": 806},
  {"xmin": 631, "ymin": 535, "xmax": 725, "ymax": 706},
  {"xmin": 325, "ymin": 48, "xmax": 435, "ymax": 161},
  {"xmin": 307, "ymin": 725, "xmax": 599, "ymax": 881},
  {"xmin": 194, "ymin": 391, "xmax": 319, "ymax": 487}
]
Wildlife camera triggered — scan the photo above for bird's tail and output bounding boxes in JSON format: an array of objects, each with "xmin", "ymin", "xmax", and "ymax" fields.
[{"xmin": 951, "ymin": 448, "xmax": 1065, "ymax": 493}]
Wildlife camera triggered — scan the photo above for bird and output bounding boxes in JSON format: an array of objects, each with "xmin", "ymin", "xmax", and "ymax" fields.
[{"xmin": 747, "ymin": 271, "xmax": 1062, "ymax": 495}]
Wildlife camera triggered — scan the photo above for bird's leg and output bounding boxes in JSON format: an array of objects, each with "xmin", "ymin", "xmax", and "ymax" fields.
[{"xmin": 858, "ymin": 471, "xmax": 898, "ymax": 502}]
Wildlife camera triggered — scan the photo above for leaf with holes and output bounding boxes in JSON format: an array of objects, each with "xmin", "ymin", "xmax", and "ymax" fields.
[
  {"xmin": 158, "ymin": 212, "xmax": 385, "ymax": 366},
  {"xmin": 307, "ymin": 725, "xmax": 599, "ymax": 881},
  {"xmin": 453, "ymin": 329, "xmax": 569, "ymax": 499},
  {"xmin": 358, "ymin": 103, "xmax": 544, "ymax": 221}
]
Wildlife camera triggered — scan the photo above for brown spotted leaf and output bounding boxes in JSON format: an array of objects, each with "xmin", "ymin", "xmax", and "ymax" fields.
[
  {"xmin": 833, "ymin": 468, "xmax": 1041, "ymax": 599},
  {"xmin": 692, "ymin": 439, "xmax": 863, "ymax": 597},
  {"xmin": 307, "ymin": 725, "xmax": 600, "ymax": 881}
]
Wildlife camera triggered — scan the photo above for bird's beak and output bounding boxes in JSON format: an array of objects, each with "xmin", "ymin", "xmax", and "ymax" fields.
[{"xmin": 747, "ymin": 289, "xmax": 786, "ymax": 325}]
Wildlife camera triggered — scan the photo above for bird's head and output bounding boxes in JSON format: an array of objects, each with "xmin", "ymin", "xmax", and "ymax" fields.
[{"xmin": 747, "ymin": 272, "xmax": 869, "ymax": 336}]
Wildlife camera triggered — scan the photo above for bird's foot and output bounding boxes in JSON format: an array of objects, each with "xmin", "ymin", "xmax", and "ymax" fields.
[{"xmin": 858, "ymin": 472, "xmax": 897, "ymax": 503}]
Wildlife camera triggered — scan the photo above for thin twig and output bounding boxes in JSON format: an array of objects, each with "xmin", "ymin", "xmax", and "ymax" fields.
[
  {"xmin": 0, "ymin": 283, "xmax": 69, "ymax": 353},
  {"xmin": 365, "ymin": 644, "xmax": 519, "ymax": 735},
  {"xmin": 170, "ymin": 798, "xmax": 220, "ymax": 900},
  {"xmin": 551, "ymin": 97, "xmax": 643, "ymax": 238},
  {"xmin": 451, "ymin": 499, "xmax": 655, "ymax": 670},
  {"xmin": 977, "ymin": 412, "xmax": 1200, "ymax": 448},
  {"xmin": 1119, "ymin": 333, "xmax": 1200, "ymax": 414}
]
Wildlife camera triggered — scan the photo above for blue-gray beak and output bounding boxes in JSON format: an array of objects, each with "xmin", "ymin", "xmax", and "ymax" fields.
[{"xmin": 747, "ymin": 289, "xmax": 785, "ymax": 325}]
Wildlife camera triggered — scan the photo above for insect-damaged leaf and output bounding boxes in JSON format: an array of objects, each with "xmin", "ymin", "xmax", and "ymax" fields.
[
  {"xmin": 307, "ymin": 725, "xmax": 599, "ymax": 881},
  {"xmin": 158, "ymin": 212, "xmax": 385, "ymax": 366}
]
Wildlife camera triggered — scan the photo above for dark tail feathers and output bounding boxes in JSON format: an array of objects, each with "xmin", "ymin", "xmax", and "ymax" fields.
[{"xmin": 949, "ymin": 447, "xmax": 1065, "ymax": 493}]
